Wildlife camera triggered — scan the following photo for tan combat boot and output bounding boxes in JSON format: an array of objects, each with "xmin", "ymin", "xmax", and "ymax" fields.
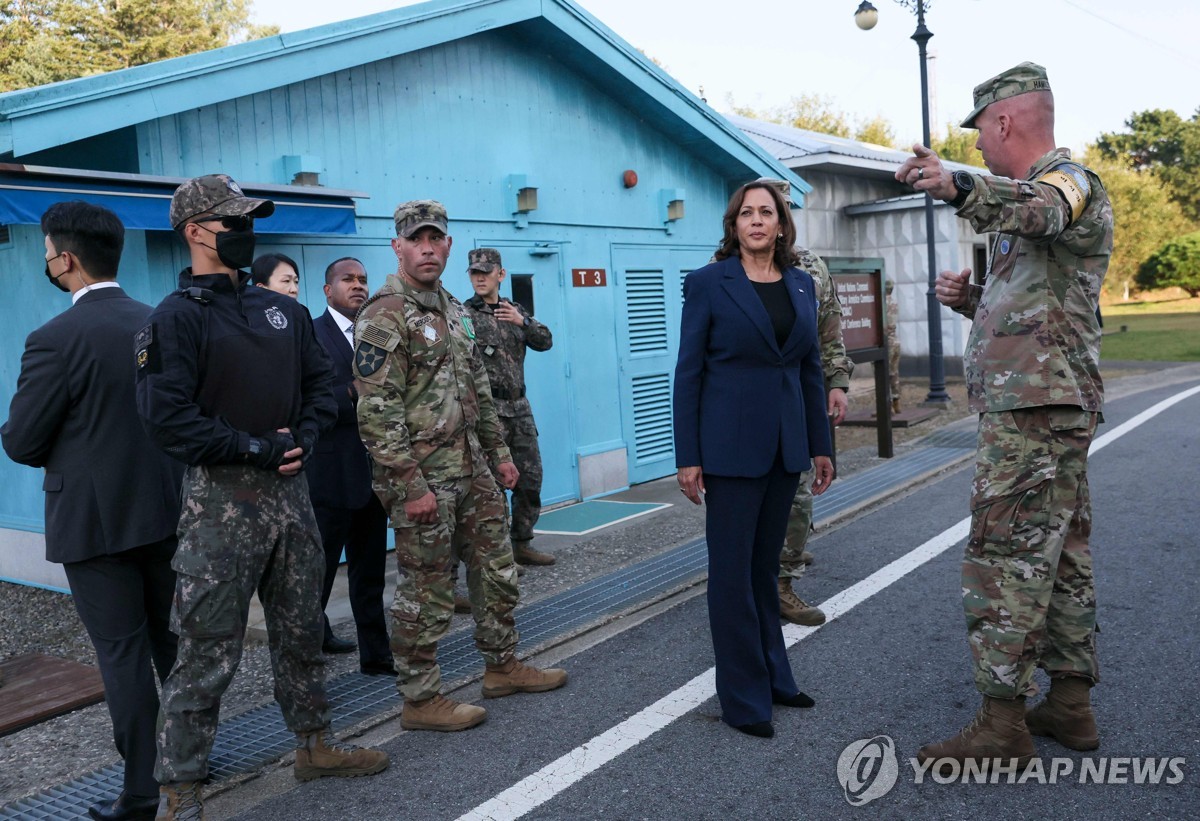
[
  {"xmin": 483, "ymin": 657, "xmax": 568, "ymax": 698},
  {"xmin": 454, "ymin": 594, "xmax": 472, "ymax": 614},
  {"xmin": 892, "ymin": 397, "xmax": 901, "ymax": 414},
  {"xmin": 1025, "ymin": 677, "xmax": 1099, "ymax": 751},
  {"xmin": 156, "ymin": 782, "xmax": 203, "ymax": 821},
  {"xmin": 917, "ymin": 696, "xmax": 1037, "ymax": 774},
  {"xmin": 800, "ymin": 551, "xmax": 814, "ymax": 566},
  {"xmin": 401, "ymin": 693, "xmax": 487, "ymax": 731},
  {"xmin": 778, "ymin": 578, "xmax": 826, "ymax": 626},
  {"xmin": 293, "ymin": 729, "xmax": 389, "ymax": 781},
  {"xmin": 513, "ymin": 540, "xmax": 556, "ymax": 566}
]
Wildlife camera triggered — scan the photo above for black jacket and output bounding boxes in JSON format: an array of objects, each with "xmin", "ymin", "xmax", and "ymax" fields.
[
  {"xmin": 135, "ymin": 269, "xmax": 336, "ymax": 466},
  {"xmin": 2, "ymin": 288, "xmax": 185, "ymax": 564},
  {"xmin": 308, "ymin": 308, "xmax": 374, "ymax": 510}
]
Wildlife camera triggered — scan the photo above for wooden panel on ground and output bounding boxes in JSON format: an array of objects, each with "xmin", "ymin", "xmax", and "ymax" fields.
[
  {"xmin": 0, "ymin": 653, "xmax": 105, "ymax": 737},
  {"xmin": 840, "ymin": 407, "xmax": 941, "ymax": 428}
]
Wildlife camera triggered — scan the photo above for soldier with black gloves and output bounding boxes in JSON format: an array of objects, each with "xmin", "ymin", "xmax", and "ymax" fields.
[{"xmin": 136, "ymin": 174, "xmax": 388, "ymax": 820}]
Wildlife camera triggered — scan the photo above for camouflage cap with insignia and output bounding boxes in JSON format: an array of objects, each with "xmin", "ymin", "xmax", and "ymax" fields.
[
  {"xmin": 170, "ymin": 174, "xmax": 275, "ymax": 229},
  {"xmin": 960, "ymin": 62, "xmax": 1051, "ymax": 129},
  {"xmin": 394, "ymin": 200, "xmax": 448, "ymax": 238},
  {"xmin": 468, "ymin": 248, "xmax": 503, "ymax": 273}
]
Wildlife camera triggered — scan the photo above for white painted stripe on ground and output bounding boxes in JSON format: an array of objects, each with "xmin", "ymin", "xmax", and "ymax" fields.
[{"xmin": 458, "ymin": 384, "xmax": 1199, "ymax": 821}]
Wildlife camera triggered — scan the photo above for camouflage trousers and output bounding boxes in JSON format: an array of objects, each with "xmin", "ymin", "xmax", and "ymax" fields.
[
  {"xmin": 780, "ymin": 469, "xmax": 816, "ymax": 580},
  {"xmin": 157, "ymin": 465, "xmax": 329, "ymax": 784},
  {"xmin": 391, "ymin": 470, "xmax": 520, "ymax": 701},
  {"xmin": 964, "ymin": 407, "xmax": 1099, "ymax": 700},
  {"xmin": 500, "ymin": 414, "xmax": 543, "ymax": 544}
]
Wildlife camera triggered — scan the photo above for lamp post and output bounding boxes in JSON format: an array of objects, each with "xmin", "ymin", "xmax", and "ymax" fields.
[{"xmin": 854, "ymin": 0, "xmax": 951, "ymax": 404}]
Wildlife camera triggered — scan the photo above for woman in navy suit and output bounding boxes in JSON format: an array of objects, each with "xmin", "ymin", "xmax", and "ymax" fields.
[{"xmin": 673, "ymin": 181, "xmax": 834, "ymax": 739}]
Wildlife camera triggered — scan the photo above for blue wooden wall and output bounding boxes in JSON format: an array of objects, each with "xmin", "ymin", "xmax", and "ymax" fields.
[{"xmin": 1, "ymin": 25, "xmax": 747, "ymax": 544}]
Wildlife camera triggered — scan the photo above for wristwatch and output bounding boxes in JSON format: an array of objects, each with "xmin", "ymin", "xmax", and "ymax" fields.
[
  {"xmin": 950, "ymin": 171, "xmax": 976, "ymax": 208},
  {"xmin": 522, "ymin": 315, "xmax": 531, "ymax": 328}
]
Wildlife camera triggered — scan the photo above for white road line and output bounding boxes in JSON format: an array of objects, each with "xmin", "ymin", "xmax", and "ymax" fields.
[{"xmin": 457, "ymin": 384, "xmax": 1200, "ymax": 821}]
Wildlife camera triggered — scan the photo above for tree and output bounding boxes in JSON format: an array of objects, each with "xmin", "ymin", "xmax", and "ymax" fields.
[
  {"xmin": 854, "ymin": 115, "xmax": 895, "ymax": 148},
  {"xmin": 1098, "ymin": 108, "xmax": 1200, "ymax": 222},
  {"xmin": 729, "ymin": 93, "xmax": 853, "ymax": 139},
  {"xmin": 1082, "ymin": 146, "xmax": 1196, "ymax": 300},
  {"xmin": 929, "ymin": 123, "xmax": 984, "ymax": 168},
  {"xmin": 0, "ymin": 0, "xmax": 279, "ymax": 92},
  {"xmin": 1137, "ymin": 231, "xmax": 1200, "ymax": 297}
]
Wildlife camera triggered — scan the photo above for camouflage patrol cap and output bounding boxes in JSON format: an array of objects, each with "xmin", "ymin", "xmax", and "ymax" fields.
[
  {"xmin": 468, "ymin": 248, "xmax": 503, "ymax": 273},
  {"xmin": 169, "ymin": 174, "xmax": 274, "ymax": 229},
  {"xmin": 960, "ymin": 62, "xmax": 1051, "ymax": 129},
  {"xmin": 394, "ymin": 200, "xmax": 448, "ymax": 238},
  {"xmin": 754, "ymin": 177, "xmax": 793, "ymax": 206}
]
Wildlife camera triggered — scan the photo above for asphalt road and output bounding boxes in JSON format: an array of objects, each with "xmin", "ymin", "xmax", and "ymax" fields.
[{"xmin": 223, "ymin": 376, "xmax": 1200, "ymax": 821}]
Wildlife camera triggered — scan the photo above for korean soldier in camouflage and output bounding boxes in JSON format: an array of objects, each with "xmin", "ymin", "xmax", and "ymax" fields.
[
  {"xmin": 897, "ymin": 62, "xmax": 1112, "ymax": 771},
  {"xmin": 779, "ymin": 246, "xmax": 851, "ymax": 627},
  {"xmin": 885, "ymin": 280, "xmax": 901, "ymax": 413},
  {"xmin": 755, "ymin": 180, "xmax": 853, "ymax": 628},
  {"xmin": 464, "ymin": 248, "xmax": 556, "ymax": 566},
  {"xmin": 137, "ymin": 175, "xmax": 388, "ymax": 819},
  {"xmin": 354, "ymin": 201, "xmax": 567, "ymax": 733}
]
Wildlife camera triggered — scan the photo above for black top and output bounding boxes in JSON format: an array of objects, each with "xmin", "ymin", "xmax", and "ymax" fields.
[
  {"xmin": 750, "ymin": 278, "xmax": 795, "ymax": 349},
  {"xmin": 135, "ymin": 268, "xmax": 337, "ymax": 466}
]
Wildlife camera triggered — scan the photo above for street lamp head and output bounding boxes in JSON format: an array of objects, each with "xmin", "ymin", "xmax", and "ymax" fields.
[{"xmin": 854, "ymin": 1, "xmax": 879, "ymax": 30}]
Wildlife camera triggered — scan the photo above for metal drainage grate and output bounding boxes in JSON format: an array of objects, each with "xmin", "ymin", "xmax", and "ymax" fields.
[{"xmin": 1, "ymin": 438, "xmax": 971, "ymax": 819}]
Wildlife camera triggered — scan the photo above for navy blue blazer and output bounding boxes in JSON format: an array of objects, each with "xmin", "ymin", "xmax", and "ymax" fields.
[
  {"xmin": 673, "ymin": 257, "xmax": 832, "ymax": 478},
  {"xmin": 308, "ymin": 309, "xmax": 375, "ymax": 510}
]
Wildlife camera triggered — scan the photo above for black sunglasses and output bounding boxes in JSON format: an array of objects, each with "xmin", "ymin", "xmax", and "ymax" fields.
[{"xmin": 193, "ymin": 214, "xmax": 254, "ymax": 231}]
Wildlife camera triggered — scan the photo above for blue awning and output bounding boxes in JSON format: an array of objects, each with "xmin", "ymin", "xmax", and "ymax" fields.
[{"xmin": 0, "ymin": 172, "xmax": 359, "ymax": 234}]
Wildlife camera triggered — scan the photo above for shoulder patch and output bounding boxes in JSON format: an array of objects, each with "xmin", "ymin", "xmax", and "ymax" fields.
[
  {"xmin": 359, "ymin": 322, "xmax": 401, "ymax": 353},
  {"xmin": 134, "ymin": 323, "xmax": 159, "ymax": 374},
  {"xmin": 1037, "ymin": 163, "xmax": 1091, "ymax": 223}
]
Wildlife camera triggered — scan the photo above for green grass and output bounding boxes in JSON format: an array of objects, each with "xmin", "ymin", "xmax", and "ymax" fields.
[{"xmin": 1100, "ymin": 311, "xmax": 1200, "ymax": 361}]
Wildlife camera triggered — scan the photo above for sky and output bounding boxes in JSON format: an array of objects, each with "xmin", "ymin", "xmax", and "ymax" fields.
[{"xmin": 250, "ymin": 0, "xmax": 1200, "ymax": 153}]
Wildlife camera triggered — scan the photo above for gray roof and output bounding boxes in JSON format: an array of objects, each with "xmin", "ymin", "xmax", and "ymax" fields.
[{"xmin": 725, "ymin": 113, "xmax": 980, "ymax": 179}]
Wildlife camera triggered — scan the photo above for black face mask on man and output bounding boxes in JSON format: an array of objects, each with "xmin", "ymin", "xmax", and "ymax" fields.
[
  {"xmin": 194, "ymin": 217, "xmax": 257, "ymax": 270},
  {"xmin": 44, "ymin": 253, "xmax": 70, "ymax": 292}
]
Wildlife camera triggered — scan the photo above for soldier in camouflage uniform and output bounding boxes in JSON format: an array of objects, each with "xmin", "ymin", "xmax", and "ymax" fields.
[
  {"xmin": 778, "ymin": 241, "xmax": 852, "ymax": 627},
  {"xmin": 896, "ymin": 63, "xmax": 1112, "ymax": 771},
  {"xmin": 137, "ymin": 175, "xmax": 388, "ymax": 818},
  {"xmin": 464, "ymin": 248, "xmax": 556, "ymax": 566},
  {"xmin": 885, "ymin": 280, "xmax": 901, "ymax": 414},
  {"xmin": 354, "ymin": 201, "xmax": 566, "ymax": 733}
]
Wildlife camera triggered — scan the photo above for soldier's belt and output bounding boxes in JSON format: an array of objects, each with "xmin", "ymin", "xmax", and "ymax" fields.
[{"xmin": 491, "ymin": 387, "xmax": 525, "ymax": 400}]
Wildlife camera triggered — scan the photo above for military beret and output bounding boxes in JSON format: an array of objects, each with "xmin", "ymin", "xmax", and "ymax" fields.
[{"xmin": 960, "ymin": 62, "xmax": 1051, "ymax": 129}]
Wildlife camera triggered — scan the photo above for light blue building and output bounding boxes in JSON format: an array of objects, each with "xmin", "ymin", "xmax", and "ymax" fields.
[{"xmin": 0, "ymin": 0, "xmax": 809, "ymax": 588}]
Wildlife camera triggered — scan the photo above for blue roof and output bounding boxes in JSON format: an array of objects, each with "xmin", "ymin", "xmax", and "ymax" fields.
[{"xmin": 0, "ymin": 0, "xmax": 810, "ymax": 200}]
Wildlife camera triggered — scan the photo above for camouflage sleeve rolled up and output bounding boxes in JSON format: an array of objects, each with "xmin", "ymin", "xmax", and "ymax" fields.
[
  {"xmin": 353, "ymin": 302, "xmax": 429, "ymax": 505},
  {"xmin": 797, "ymin": 249, "xmax": 853, "ymax": 390}
]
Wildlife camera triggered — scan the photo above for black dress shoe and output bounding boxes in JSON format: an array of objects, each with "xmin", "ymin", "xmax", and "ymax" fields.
[
  {"xmin": 774, "ymin": 691, "xmax": 815, "ymax": 708},
  {"xmin": 88, "ymin": 791, "xmax": 159, "ymax": 821},
  {"xmin": 360, "ymin": 660, "xmax": 397, "ymax": 676},
  {"xmin": 323, "ymin": 634, "xmax": 357, "ymax": 654},
  {"xmin": 733, "ymin": 721, "xmax": 775, "ymax": 739}
]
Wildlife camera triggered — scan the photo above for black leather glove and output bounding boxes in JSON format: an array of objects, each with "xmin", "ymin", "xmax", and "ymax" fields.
[
  {"xmin": 296, "ymin": 429, "xmax": 318, "ymax": 470},
  {"xmin": 242, "ymin": 431, "xmax": 295, "ymax": 470}
]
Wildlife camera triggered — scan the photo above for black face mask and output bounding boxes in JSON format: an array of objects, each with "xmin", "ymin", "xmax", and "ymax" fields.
[
  {"xmin": 214, "ymin": 228, "xmax": 257, "ymax": 270},
  {"xmin": 45, "ymin": 254, "xmax": 69, "ymax": 292}
]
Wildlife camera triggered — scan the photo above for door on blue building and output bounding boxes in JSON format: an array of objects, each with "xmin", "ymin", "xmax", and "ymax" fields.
[
  {"xmin": 612, "ymin": 245, "xmax": 711, "ymax": 485},
  {"xmin": 482, "ymin": 242, "xmax": 577, "ymax": 506}
]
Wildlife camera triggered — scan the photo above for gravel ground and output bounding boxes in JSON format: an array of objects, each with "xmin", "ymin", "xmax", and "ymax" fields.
[{"xmin": 0, "ymin": 367, "xmax": 1154, "ymax": 808}]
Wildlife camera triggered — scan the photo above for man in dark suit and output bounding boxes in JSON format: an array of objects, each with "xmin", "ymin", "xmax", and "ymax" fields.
[
  {"xmin": 311, "ymin": 257, "xmax": 394, "ymax": 675},
  {"xmin": 2, "ymin": 201, "xmax": 185, "ymax": 821}
]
